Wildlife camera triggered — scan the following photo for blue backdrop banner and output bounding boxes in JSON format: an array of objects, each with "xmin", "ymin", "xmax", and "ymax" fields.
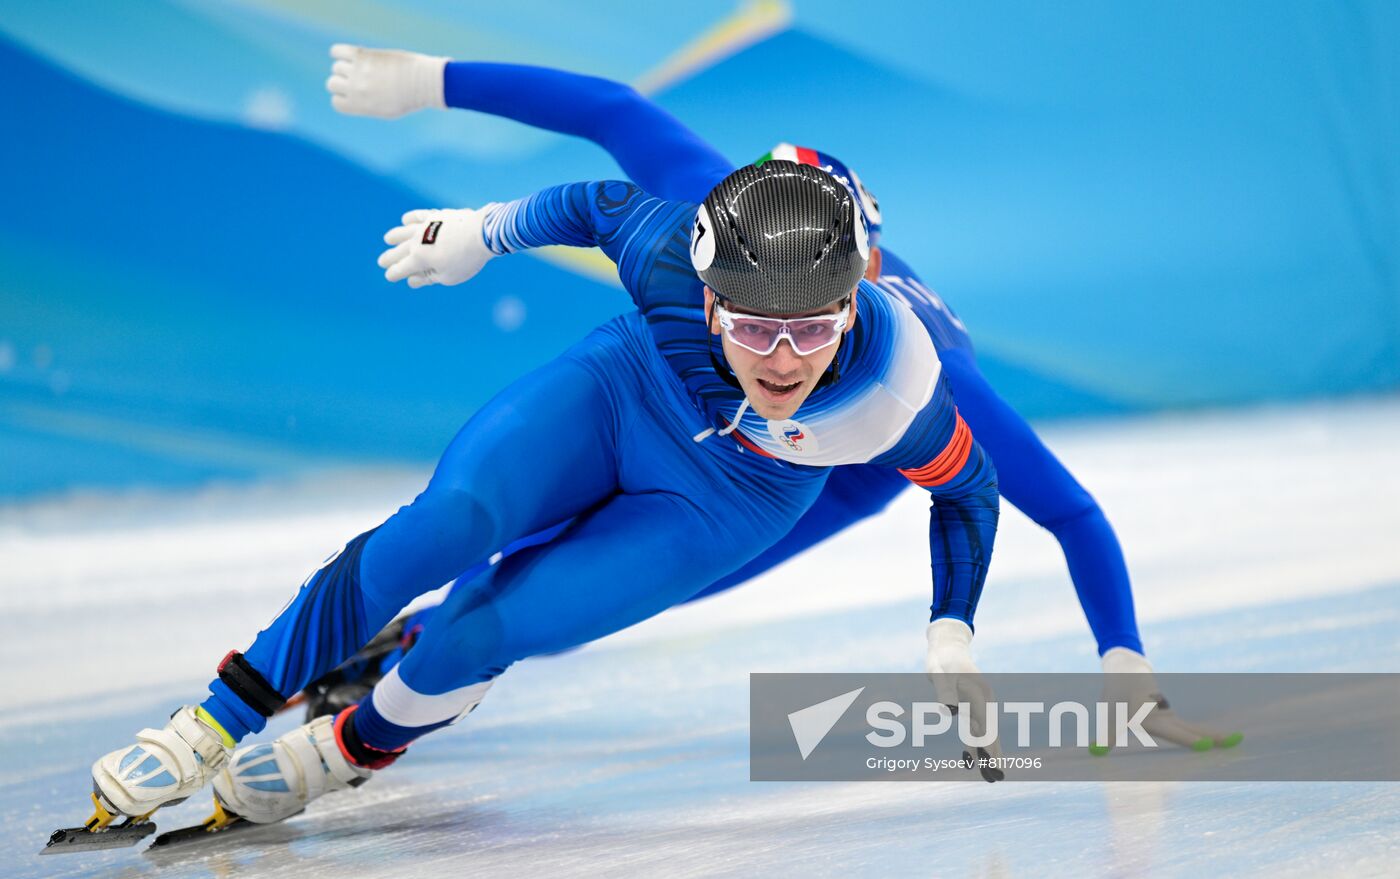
[{"xmin": 2, "ymin": 2, "xmax": 1396, "ymax": 496}]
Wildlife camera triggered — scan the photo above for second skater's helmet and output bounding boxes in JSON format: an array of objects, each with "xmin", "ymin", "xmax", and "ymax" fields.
[
  {"xmin": 691, "ymin": 160, "xmax": 869, "ymax": 315},
  {"xmin": 756, "ymin": 143, "xmax": 883, "ymax": 247}
]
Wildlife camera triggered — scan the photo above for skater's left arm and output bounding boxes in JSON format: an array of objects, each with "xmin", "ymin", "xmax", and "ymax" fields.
[
  {"xmin": 871, "ymin": 372, "xmax": 1000, "ymax": 628},
  {"xmin": 869, "ymin": 376, "xmax": 1004, "ymax": 778}
]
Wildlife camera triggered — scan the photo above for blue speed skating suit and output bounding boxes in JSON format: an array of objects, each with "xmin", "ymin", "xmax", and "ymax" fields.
[
  {"xmin": 203, "ymin": 177, "xmax": 999, "ymax": 752},
  {"xmin": 429, "ymin": 61, "xmax": 1143, "ymax": 657}
]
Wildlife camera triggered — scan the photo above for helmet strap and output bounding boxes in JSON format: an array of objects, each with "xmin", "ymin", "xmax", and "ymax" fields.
[
  {"xmin": 709, "ymin": 344, "xmax": 745, "ymax": 390},
  {"xmin": 707, "ymin": 295, "xmax": 745, "ymax": 390},
  {"xmin": 814, "ymin": 295, "xmax": 852, "ymax": 389},
  {"xmin": 814, "ymin": 335, "xmax": 844, "ymax": 389}
]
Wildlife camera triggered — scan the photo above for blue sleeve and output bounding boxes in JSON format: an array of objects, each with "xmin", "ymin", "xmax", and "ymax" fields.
[
  {"xmin": 870, "ymin": 374, "xmax": 1000, "ymax": 627},
  {"xmin": 481, "ymin": 180, "xmax": 697, "ymax": 309},
  {"xmin": 444, "ymin": 62, "xmax": 735, "ymax": 202}
]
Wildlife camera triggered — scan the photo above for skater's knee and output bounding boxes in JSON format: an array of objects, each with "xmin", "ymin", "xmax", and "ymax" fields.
[
  {"xmin": 420, "ymin": 602, "xmax": 513, "ymax": 677},
  {"xmin": 358, "ymin": 487, "xmax": 502, "ymax": 613},
  {"xmin": 416, "ymin": 485, "xmax": 501, "ymax": 540}
]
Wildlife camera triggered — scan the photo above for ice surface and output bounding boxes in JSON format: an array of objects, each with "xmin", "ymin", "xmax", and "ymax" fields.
[{"xmin": 2, "ymin": 399, "xmax": 1398, "ymax": 877}]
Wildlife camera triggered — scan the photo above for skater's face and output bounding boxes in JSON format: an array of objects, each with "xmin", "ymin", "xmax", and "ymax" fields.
[{"xmin": 704, "ymin": 285, "xmax": 859, "ymax": 421}]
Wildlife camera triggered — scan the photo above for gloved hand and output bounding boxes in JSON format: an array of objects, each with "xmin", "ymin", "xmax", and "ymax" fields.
[
  {"xmin": 925, "ymin": 618, "xmax": 1004, "ymax": 782},
  {"xmin": 327, "ymin": 44, "xmax": 448, "ymax": 118},
  {"xmin": 1091, "ymin": 647, "xmax": 1244, "ymax": 755},
  {"xmin": 377, "ymin": 207, "xmax": 500, "ymax": 288}
]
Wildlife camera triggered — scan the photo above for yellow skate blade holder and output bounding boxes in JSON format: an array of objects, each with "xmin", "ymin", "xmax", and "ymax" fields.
[
  {"xmin": 83, "ymin": 792, "xmax": 117, "ymax": 832},
  {"xmin": 85, "ymin": 791, "xmax": 159, "ymax": 832},
  {"xmin": 201, "ymin": 797, "xmax": 239, "ymax": 832}
]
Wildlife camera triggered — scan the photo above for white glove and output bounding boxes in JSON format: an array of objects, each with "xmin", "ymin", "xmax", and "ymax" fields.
[
  {"xmin": 1093, "ymin": 647, "xmax": 1243, "ymax": 754},
  {"xmin": 377, "ymin": 207, "xmax": 500, "ymax": 289},
  {"xmin": 327, "ymin": 44, "xmax": 448, "ymax": 118},
  {"xmin": 925, "ymin": 618, "xmax": 1004, "ymax": 781}
]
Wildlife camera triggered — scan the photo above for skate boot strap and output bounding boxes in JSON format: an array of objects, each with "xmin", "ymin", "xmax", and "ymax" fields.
[
  {"xmin": 134, "ymin": 707, "xmax": 231, "ymax": 783},
  {"xmin": 285, "ymin": 715, "xmax": 373, "ymax": 799},
  {"xmin": 173, "ymin": 706, "xmax": 232, "ymax": 768},
  {"xmin": 176, "ymin": 707, "xmax": 233, "ymax": 767},
  {"xmin": 217, "ymin": 651, "xmax": 286, "ymax": 717}
]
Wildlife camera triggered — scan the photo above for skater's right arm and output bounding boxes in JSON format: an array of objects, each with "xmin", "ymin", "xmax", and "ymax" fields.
[
  {"xmin": 378, "ymin": 181, "xmax": 696, "ymax": 305},
  {"xmin": 327, "ymin": 44, "xmax": 733, "ymax": 203}
]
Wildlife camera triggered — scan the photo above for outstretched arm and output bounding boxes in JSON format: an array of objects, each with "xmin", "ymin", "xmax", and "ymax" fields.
[
  {"xmin": 328, "ymin": 44, "xmax": 734, "ymax": 202},
  {"xmin": 444, "ymin": 63, "xmax": 734, "ymax": 202},
  {"xmin": 377, "ymin": 180, "xmax": 695, "ymax": 306},
  {"xmin": 872, "ymin": 373, "xmax": 1003, "ymax": 778}
]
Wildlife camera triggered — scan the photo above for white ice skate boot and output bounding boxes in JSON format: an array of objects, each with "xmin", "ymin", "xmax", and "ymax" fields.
[
  {"xmin": 91, "ymin": 706, "xmax": 233, "ymax": 822},
  {"xmin": 211, "ymin": 711, "xmax": 373, "ymax": 824}
]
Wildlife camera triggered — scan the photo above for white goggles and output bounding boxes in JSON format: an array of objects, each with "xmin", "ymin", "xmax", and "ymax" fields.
[{"xmin": 714, "ymin": 302, "xmax": 851, "ymax": 356}]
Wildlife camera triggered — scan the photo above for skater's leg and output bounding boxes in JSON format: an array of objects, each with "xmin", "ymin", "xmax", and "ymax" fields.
[
  {"xmin": 317, "ymin": 466, "xmax": 904, "ymax": 697},
  {"xmin": 346, "ymin": 466, "xmax": 896, "ymax": 699},
  {"xmin": 296, "ymin": 520, "xmax": 576, "ymax": 720},
  {"xmin": 344, "ymin": 318, "xmax": 830, "ymax": 754},
  {"xmin": 938, "ymin": 348, "xmax": 1142, "ymax": 655},
  {"xmin": 212, "ymin": 486, "xmax": 809, "ymax": 822},
  {"xmin": 201, "ymin": 350, "xmax": 623, "ymax": 742},
  {"xmin": 351, "ymin": 487, "xmax": 803, "ymax": 754}
]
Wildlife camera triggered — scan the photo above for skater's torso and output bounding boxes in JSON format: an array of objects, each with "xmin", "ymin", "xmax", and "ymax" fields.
[
  {"xmin": 613, "ymin": 192, "xmax": 968, "ymax": 471},
  {"xmin": 484, "ymin": 181, "xmax": 971, "ymax": 475}
]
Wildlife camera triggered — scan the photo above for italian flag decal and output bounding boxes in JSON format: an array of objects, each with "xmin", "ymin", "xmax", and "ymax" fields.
[{"xmin": 757, "ymin": 143, "xmax": 820, "ymax": 167}]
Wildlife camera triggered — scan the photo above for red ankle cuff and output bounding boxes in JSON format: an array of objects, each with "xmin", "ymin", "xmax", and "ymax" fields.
[{"xmin": 333, "ymin": 705, "xmax": 405, "ymax": 770}]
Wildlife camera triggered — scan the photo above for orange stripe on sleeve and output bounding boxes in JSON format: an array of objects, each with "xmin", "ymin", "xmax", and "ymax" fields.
[{"xmin": 898, "ymin": 412, "xmax": 973, "ymax": 487}]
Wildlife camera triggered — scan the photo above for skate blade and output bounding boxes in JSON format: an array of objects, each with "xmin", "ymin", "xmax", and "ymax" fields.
[
  {"xmin": 147, "ymin": 817, "xmax": 250, "ymax": 850},
  {"xmin": 41, "ymin": 820, "xmax": 156, "ymax": 855},
  {"xmin": 148, "ymin": 798, "xmax": 247, "ymax": 849},
  {"xmin": 40, "ymin": 792, "xmax": 157, "ymax": 855}
]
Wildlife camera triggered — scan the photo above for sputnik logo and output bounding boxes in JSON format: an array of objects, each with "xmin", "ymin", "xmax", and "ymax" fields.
[{"xmin": 787, "ymin": 687, "xmax": 864, "ymax": 760}]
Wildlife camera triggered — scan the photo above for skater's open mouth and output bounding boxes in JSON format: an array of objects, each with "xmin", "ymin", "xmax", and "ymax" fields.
[{"xmin": 757, "ymin": 378, "xmax": 801, "ymax": 395}]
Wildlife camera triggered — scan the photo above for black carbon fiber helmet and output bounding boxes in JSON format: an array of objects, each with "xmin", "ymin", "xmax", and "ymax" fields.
[{"xmin": 690, "ymin": 160, "xmax": 869, "ymax": 314}]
